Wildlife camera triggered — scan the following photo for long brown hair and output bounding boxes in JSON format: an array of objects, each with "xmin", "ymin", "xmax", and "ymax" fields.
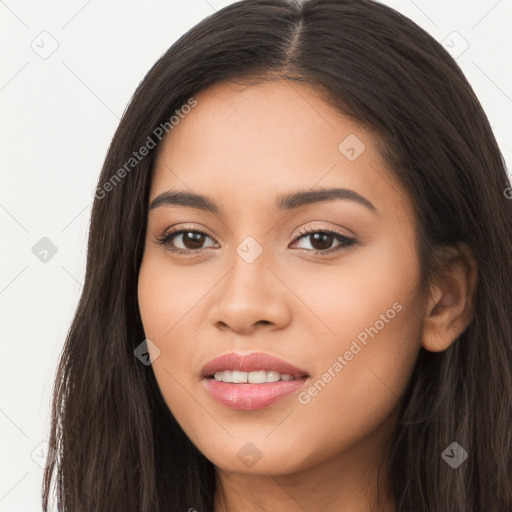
[{"xmin": 42, "ymin": 1, "xmax": 512, "ymax": 510}]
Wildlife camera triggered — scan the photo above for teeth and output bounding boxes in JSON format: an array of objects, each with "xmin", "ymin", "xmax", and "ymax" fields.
[
  {"xmin": 232, "ymin": 370, "xmax": 247, "ymax": 383},
  {"xmin": 212, "ymin": 370, "xmax": 297, "ymax": 383},
  {"xmin": 266, "ymin": 371, "xmax": 280, "ymax": 382},
  {"xmin": 248, "ymin": 370, "xmax": 266, "ymax": 383}
]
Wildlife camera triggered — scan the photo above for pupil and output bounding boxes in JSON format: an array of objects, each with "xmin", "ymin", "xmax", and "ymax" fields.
[
  {"xmin": 311, "ymin": 233, "xmax": 332, "ymax": 250},
  {"xmin": 184, "ymin": 232, "xmax": 204, "ymax": 250}
]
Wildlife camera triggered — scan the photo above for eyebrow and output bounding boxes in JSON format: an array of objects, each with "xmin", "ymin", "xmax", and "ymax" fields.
[{"xmin": 149, "ymin": 187, "xmax": 378, "ymax": 214}]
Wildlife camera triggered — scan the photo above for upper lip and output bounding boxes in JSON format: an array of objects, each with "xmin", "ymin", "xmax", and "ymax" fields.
[{"xmin": 201, "ymin": 352, "xmax": 309, "ymax": 379}]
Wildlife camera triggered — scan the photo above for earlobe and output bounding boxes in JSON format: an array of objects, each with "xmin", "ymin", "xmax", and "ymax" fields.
[{"xmin": 421, "ymin": 242, "xmax": 478, "ymax": 353}]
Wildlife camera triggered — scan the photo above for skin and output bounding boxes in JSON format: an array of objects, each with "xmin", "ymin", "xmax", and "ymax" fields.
[{"xmin": 137, "ymin": 79, "xmax": 477, "ymax": 512}]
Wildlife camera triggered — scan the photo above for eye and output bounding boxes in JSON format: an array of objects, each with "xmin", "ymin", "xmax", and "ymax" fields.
[
  {"xmin": 154, "ymin": 225, "xmax": 219, "ymax": 255},
  {"xmin": 290, "ymin": 225, "xmax": 357, "ymax": 254},
  {"xmin": 154, "ymin": 224, "xmax": 357, "ymax": 256}
]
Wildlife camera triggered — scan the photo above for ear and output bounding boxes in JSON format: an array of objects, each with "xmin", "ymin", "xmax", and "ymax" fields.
[{"xmin": 421, "ymin": 242, "xmax": 478, "ymax": 352}]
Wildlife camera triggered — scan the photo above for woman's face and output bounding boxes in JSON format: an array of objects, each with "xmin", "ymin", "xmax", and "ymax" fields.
[{"xmin": 137, "ymin": 79, "xmax": 428, "ymax": 476}]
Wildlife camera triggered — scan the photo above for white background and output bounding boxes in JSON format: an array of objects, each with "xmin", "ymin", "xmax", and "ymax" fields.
[{"xmin": 1, "ymin": 1, "xmax": 511, "ymax": 510}]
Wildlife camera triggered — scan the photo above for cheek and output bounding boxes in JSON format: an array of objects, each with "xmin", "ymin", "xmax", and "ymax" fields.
[
  {"xmin": 137, "ymin": 253, "xmax": 209, "ymax": 415},
  {"xmin": 286, "ymin": 243, "xmax": 423, "ymax": 415},
  {"xmin": 290, "ymin": 236, "xmax": 421, "ymax": 358},
  {"xmin": 276, "ymin": 285, "xmax": 423, "ymax": 473},
  {"xmin": 137, "ymin": 252, "xmax": 205, "ymax": 339}
]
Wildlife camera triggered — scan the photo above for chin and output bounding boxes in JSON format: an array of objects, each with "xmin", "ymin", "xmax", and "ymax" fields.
[{"xmin": 199, "ymin": 437, "xmax": 319, "ymax": 476}]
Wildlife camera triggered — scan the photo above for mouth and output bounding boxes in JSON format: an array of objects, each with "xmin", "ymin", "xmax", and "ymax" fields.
[
  {"xmin": 201, "ymin": 352, "xmax": 310, "ymax": 410},
  {"xmin": 207, "ymin": 369, "xmax": 307, "ymax": 383}
]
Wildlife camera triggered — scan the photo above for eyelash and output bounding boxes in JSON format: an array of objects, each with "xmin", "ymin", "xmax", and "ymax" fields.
[{"xmin": 154, "ymin": 224, "xmax": 357, "ymax": 256}]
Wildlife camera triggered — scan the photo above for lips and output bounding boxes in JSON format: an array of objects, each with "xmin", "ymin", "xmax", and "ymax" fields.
[
  {"xmin": 201, "ymin": 352, "xmax": 309, "ymax": 379},
  {"xmin": 201, "ymin": 352, "xmax": 310, "ymax": 410}
]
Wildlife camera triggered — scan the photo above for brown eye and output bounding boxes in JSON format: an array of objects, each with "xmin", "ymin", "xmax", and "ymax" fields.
[
  {"xmin": 292, "ymin": 228, "xmax": 357, "ymax": 254},
  {"xmin": 180, "ymin": 231, "xmax": 207, "ymax": 250},
  {"xmin": 308, "ymin": 233, "xmax": 335, "ymax": 251},
  {"xmin": 155, "ymin": 228, "xmax": 219, "ymax": 254}
]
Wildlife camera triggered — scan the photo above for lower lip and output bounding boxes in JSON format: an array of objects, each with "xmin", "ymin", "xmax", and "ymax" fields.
[{"xmin": 203, "ymin": 377, "xmax": 308, "ymax": 410}]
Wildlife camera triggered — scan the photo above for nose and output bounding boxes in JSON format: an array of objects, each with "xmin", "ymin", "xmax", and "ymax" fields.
[{"xmin": 208, "ymin": 246, "xmax": 291, "ymax": 334}]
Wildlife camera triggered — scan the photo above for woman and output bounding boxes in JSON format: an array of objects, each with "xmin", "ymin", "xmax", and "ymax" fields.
[{"xmin": 42, "ymin": 0, "xmax": 512, "ymax": 511}]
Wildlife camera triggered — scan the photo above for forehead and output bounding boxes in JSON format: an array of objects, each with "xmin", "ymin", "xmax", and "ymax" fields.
[{"xmin": 150, "ymin": 79, "xmax": 413, "ymax": 223}]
